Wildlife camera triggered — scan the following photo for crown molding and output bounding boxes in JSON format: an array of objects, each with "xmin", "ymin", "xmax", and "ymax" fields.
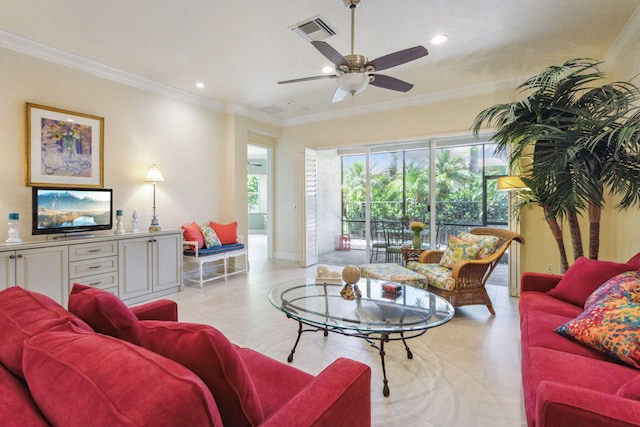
[
  {"xmin": 281, "ymin": 75, "xmax": 525, "ymax": 127},
  {"xmin": 228, "ymin": 104, "xmax": 282, "ymax": 127},
  {"xmin": 0, "ymin": 29, "xmax": 227, "ymax": 113},
  {"xmin": 605, "ymin": 4, "xmax": 640, "ymax": 69}
]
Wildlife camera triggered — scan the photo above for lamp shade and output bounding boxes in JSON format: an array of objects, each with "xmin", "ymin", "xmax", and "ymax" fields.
[
  {"xmin": 145, "ymin": 165, "xmax": 164, "ymax": 182},
  {"xmin": 336, "ymin": 73, "xmax": 369, "ymax": 95},
  {"xmin": 497, "ymin": 176, "xmax": 529, "ymax": 191}
]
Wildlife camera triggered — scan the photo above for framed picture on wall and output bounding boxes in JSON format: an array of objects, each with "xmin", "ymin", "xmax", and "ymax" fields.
[{"xmin": 26, "ymin": 103, "xmax": 104, "ymax": 188}]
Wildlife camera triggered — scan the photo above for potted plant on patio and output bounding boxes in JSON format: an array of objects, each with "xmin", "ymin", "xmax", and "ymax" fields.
[{"xmin": 472, "ymin": 58, "xmax": 640, "ymax": 272}]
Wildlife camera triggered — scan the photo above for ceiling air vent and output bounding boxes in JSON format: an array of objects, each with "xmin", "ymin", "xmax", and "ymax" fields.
[
  {"xmin": 259, "ymin": 105, "xmax": 284, "ymax": 115},
  {"xmin": 290, "ymin": 16, "xmax": 337, "ymax": 42}
]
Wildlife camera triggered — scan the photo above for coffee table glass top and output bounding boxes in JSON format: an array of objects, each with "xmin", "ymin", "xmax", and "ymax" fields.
[{"xmin": 268, "ymin": 277, "xmax": 454, "ymax": 334}]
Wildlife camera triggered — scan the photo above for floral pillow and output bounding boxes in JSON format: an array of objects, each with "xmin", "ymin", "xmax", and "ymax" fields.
[
  {"xmin": 458, "ymin": 231, "xmax": 499, "ymax": 259},
  {"xmin": 198, "ymin": 224, "xmax": 221, "ymax": 249},
  {"xmin": 556, "ymin": 297, "xmax": 640, "ymax": 368},
  {"xmin": 439, "ymin": 236, "xmax": 481, "ymax": 269},
  {"xmin": 585, "ymin": 270, "xmax": 640, "ymax": 309}
]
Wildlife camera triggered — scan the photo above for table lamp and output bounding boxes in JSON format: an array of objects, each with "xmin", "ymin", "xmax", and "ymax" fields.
[
  {"xmin": 145, "ymin": 164, "xmax": 164, "ymax": 232},
  {"xmin": 497, "ymin": 175, "xmax": 529, "ymax": 191}
]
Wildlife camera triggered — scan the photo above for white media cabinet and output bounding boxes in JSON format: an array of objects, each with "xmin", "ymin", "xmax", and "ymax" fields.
[{"xmin": 0, "ymin": 230, "xmax": 182, "ymax": 307}]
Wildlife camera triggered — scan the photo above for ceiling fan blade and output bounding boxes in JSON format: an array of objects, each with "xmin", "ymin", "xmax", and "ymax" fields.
[
  {"xmin": 367, "ymin": 46, "xmax": 428, "ymax": 72},
  {"xmin": 311, "ymin": 41, "xmax": 349, "ymax": 67},
  {"xmin": 369, "ymin": 74, "xmax": 414, "ymax": 92},
  {"xmin": 278, "ymin": 75, "xmax": 336, "ymax": 84},
  {"xmin": 332, "ymin": 87, "xmax": 350, "ymax": 103}
]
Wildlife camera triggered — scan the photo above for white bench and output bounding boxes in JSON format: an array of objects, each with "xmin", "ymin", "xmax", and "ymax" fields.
[{"xmin": 182, "ymin": 237, "xmax": 248, "ymax": 287}]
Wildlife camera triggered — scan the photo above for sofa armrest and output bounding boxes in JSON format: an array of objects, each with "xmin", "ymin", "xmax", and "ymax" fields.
[
  {"xmin": 536, "ymin": 381, "xmax": 640, "ymax": 427},
  {"xmin": 260, "ymin": 358, "xmax": 371, "ymax": 427},
  {"xmin": 521, "ymin": 272, "xmax": 563, "ymax": 293},
  {"xmin": 131, "ymin": 299, "xmax": 178, "ymax": 321}
]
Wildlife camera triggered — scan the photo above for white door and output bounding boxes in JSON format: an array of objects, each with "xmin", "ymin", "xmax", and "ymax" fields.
[{"xmin": 301, "ymin": 148, "xmax": 318, "ymax": 267}]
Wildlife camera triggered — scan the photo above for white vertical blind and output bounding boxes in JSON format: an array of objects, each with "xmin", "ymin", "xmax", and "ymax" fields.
[{"xmin": 301, "ymin": 148, "xmax": 318, "ymax": 267}]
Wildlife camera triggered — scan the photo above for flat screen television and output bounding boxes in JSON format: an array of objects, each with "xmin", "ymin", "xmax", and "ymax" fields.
[{"xmin": 32, "ymin": 187, "xmax": 113, "ymax": 238}]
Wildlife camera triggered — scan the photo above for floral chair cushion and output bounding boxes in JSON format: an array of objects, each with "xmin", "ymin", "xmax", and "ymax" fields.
[
  {"xmin": 458, "ymin": 231, "xmax": 499, "ymax": 259},
  {"xmin": 359, "ymin": 263, "xmax": 427, "ymax": 288},
  {"xmin": 407, "ymin": 262, "xmax": 456, "ymax": 291},
  {"xmin": 439, "ymin": 236, "xmax": 481, "ymax": 269}
]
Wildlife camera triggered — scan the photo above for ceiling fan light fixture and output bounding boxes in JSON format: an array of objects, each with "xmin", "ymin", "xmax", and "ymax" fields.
[{"xmin": 336, "ymin": 73, "xmax": 369, "ymax": 94}]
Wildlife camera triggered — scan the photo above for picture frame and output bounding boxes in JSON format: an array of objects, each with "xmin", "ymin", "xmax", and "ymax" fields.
[{"xmin": 26, "ymin": 103, "xmax": 104, "ymax": 188}]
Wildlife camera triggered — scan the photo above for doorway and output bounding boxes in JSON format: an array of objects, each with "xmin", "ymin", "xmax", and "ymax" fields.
[{"xmin": 247, "ymin": 144, "xmax": 272, "ymax": 262}]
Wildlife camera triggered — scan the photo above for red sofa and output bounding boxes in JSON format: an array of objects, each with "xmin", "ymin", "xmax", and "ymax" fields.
[
  {"xmin": 0, "ymin": 285, "xmax": 371, "ymax": 427},
  {"xmin": 519, "ymin": 253, "xmax": 640, "ymax": 427}
]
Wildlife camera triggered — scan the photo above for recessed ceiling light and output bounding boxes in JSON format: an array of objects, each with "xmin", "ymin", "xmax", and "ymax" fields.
[
  {"xmin": 322, "ymin": 66, "xmax": 334, "ymax": 74},
  {"xmin": 195, "ymin": 82, "xmax": 205, "ymax": 88},
  {"xmin": 429, "ymin": 34, "xmax": 448, "ymax": 45}
]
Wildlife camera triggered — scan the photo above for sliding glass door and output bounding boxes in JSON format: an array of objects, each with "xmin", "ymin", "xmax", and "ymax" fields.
[{"xmin": 316, "ymin": 137, "xmax": 512, "ymax": 287}]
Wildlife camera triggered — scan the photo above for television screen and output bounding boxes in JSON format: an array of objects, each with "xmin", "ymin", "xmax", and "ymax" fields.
[{"xmin": 32, "ymin": 187, "xmax": 113, "ymax": 236}]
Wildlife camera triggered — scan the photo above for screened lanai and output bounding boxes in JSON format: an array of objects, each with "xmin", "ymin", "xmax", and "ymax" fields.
[{"xmin": 315, "ymin": 136, "xmax": 514, "ymax": 287}]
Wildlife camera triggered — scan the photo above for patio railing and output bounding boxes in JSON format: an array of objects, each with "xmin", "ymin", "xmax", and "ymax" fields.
[{"xmin": 342, "ymin": 200, "xmax": 508, "ymax": 249}]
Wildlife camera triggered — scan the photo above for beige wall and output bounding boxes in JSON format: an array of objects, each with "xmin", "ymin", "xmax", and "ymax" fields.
[{"xmin": 0, "ymin": 48, "xmax": 229, "ymax": 239}]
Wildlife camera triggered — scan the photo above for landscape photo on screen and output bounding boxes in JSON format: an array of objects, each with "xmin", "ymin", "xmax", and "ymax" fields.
[{"xmin": 36, "ymin": 189, "xmax": 111, "ymax": 230}]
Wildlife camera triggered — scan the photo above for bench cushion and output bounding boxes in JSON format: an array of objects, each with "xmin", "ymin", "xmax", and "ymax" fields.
[{"xmin": 184, "ymin": 243, "xmax": 245, "ymax": 257}]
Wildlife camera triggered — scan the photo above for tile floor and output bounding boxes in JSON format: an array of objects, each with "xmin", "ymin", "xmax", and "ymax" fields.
[{"xmin": 163, "ymin": 258, "xmax": 526, "ymax": 427}]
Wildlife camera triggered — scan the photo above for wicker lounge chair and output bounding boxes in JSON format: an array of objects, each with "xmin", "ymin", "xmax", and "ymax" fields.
[{"xmin": 407, "ymin": 227, "xmax": 524, "ymax": 314}]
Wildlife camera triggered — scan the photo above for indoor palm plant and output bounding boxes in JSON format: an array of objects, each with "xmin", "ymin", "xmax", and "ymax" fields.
[{"xmin": 472, "ymin": 58, "xmax": 640, "ymax": 272}]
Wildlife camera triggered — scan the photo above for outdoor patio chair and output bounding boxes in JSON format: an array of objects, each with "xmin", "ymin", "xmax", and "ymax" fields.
[
  {"xmin": 407, "ymin": 227, "xmax": 524, "ymax": 314},
  {"xmin": 384, "ymin": 220, "xmax": 406, "ymax": 263},
  {"xmin": 370, "ymin": 219, "xmax": 388, "ymax": 262}
]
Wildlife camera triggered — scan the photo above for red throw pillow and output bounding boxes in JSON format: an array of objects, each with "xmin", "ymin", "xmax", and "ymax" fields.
[
  {"xmin": 0, "ymin": 286, "xmax": 92, "ymax": 378},
  {"xmin": 23, "ymin": 323, "xmax": 222, "ymax": 427},
  {"xmin": 182, "ymin": 221, "xmax": 205, "ymax": 250},
  {"xmin": 0, "ymin": 362, "xmax": 51, "ymax": 426},
  {"xmin": 627, "ymin": 252, "xmax": 640, "ymax": 269},
  {"xmin": 68, "ymin": 283, "xmax": 141, "ymax": 345},
  {"xmin": 547, "ymin": 257, "xmax": 635, "ymax": 307},
  {"xmin": 210, "ymin": 221, "xmax": 238, "ymax": 245},
  {"xmin": 139, "ymin": 321, "xmax": 263, "ymax": 427}
]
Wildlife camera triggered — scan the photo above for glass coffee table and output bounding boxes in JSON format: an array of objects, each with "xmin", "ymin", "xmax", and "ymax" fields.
[{"xmin": 268, "ymin": 277, "xmax": 454, "ymax": 396}]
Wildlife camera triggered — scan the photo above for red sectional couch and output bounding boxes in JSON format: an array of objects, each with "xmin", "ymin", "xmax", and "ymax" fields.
[
  {"xmin": 0, "ymin": 285, "xmax": 371, "ymax": 427},
  {"xmin": 519, "ymin": 253, "xmax": 640, "ymax": 427}
]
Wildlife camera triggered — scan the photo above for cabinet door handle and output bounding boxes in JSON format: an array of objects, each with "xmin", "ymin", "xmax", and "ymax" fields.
[
  {"xmin": 88, "ymin": 249, "xmax": 101, "ymax": 253},
  {"xmin": 9, "ymin": 255, "xmax": 15, "ymax": 259},
  {"xmin": 16, "ymin": 254, "xmax": 23, "ymax": 259},
  {"xmin": 89, "ymin": 264, "xmax": 102, "ymax": 269},
  {"xmin": 88, "ymin": 281, "xmax": 102, "ymax": 286}
]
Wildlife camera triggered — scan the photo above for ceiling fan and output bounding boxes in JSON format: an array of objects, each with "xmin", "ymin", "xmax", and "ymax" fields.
[{"xmin": 278, "ymin": 0, "xmax": 428, "ymax": 103}]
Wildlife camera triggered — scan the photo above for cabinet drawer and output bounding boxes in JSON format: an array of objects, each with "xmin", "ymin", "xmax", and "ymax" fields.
[
  {"xmin": 69, "ymin": 256, "xmax": 118, "ymax": 279},
  {"xmin": 70, "ymin": 271, "xmax": 118, "ymax": 291},
  {"xmin": 69, "ymin": 242, "xmax": 118, "ymax": 261}
]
